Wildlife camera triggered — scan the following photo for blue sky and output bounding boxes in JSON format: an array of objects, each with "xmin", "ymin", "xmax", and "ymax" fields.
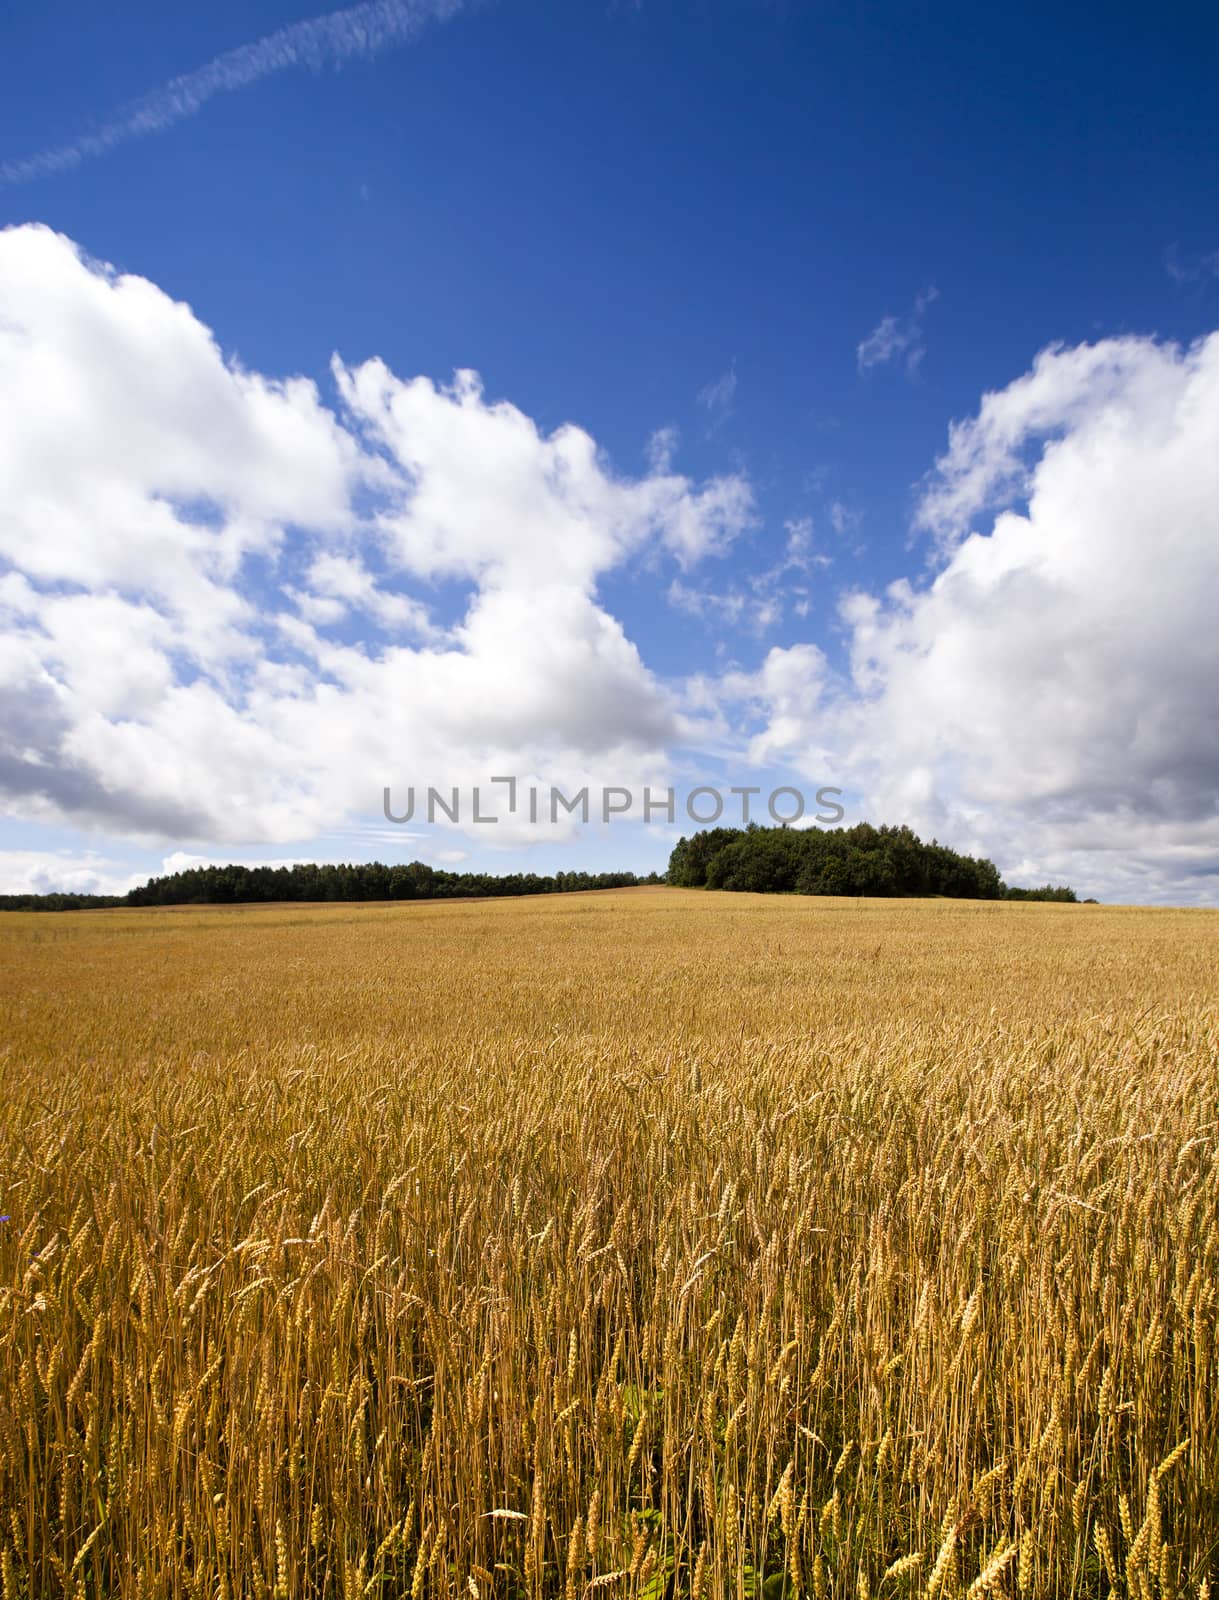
[{"xmin": 2, "ymin": 0, "xmax": 1218, "ymax": 901}]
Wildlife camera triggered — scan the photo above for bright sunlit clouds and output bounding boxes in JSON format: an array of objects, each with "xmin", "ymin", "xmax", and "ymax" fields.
[{"xmin": 1, "ymin": 221, "xmax": 1217, "ymax": 900}]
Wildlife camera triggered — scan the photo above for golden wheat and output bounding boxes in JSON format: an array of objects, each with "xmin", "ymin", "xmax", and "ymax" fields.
[{"xmin": 0, "ymin": 889, "xmax": 1216, "ymax": 1597}]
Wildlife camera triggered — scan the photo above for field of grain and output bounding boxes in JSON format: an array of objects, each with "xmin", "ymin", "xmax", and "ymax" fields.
[{"xmin": 1, "ymin": 889, "xmax": 1216, "ymax": 1599}]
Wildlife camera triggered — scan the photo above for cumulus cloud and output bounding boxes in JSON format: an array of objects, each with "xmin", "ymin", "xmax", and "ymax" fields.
[
  {"xmin": 336, "ymin": 360, "xmax": 753, "ymax": 582},
  {"xmin": 1, "ymin": 0, "xmax": 465, "ymax": 185},
  {"xmin": 0, "ymin": 225, "xmax": 753, "ymax": 856},
  {"xmin": 294, "ymin": 553, "xmax": 439, "ymax": 637},
  {"xmin": 728, "ymin": 330, "xmax": 1219, "ymax": 903},
  {"xmin": 0, "ymin": 850, "xmax": 147, "ymax": 898},
  {"xmin": 5, "ymin": 225, "xmax": 1218, "ymax": 904}
]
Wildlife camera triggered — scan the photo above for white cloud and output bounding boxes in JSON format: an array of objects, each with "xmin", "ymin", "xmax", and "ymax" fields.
[
  {"xmin": 856, "ymin": 316, "xmax": 905, "ymax": 371},
  {"xmin": 719, "ymin": 643, "xmax": 833, "ymax": 772},
  {"xmin": 729, "ymin": 329, "xmax": 1219, "ymax": 902},
  {"xmin": 336, "ymin": 361, "xmax": 753, "ymax": 582},
  {"xmin": 0, "ymin": 845, "xmax": 375, "ymax": 897},
  {"xmin": 299, "ymin": 553, "xmax": 439, "ymax": 637},
  {"xmin": 667, "ymin": 516, "xmax": 827, "ymax": 636},
  {"xmin": 645, "ymin": 425, "xmax": 680, "ymax": 474},
  {"xmin": 857, "ymin": 286, "xmax": 938, "ymax": 376},
  {"xmin": 0, "ymin": 225, "xmax": 754, "ymax": 857},
  {"xmin": 668, "ymin": 580, "xmax": 752, "ymax": 631},
  {"xmin": 1, "ymin": 0, "xmax": 466, "ymax": 186},
  {"xmin": 0, "ymin": 851, "xmax": 147, "ymax": 898},
  {"xmin": 913, "ymin": 337, "xmax": 1164, "ymax": 550},
  {"xmin": 5, "ymin": 227, "xmax": 1218, "ymax": 903},
  {"xmin": 828, "ymin": 499, "xmax": 865, "ymax": 556}
]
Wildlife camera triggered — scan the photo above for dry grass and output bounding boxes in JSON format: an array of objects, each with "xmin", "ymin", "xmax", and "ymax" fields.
[{"xmin": 0, "ymin": 888, "xmax": 1216, "ymax": 1599}]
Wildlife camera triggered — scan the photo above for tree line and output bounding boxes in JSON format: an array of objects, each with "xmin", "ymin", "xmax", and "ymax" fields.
[
  {"xmin": 667, "ymin": 822, "xmax": 1081, "ymax": 900},
  {"xmin": 0, "ymin": 825, "xmax": 1084, "ymax": 910},
  {"xmin": 0, "ymin": 861, "xmax": 662, "ymax": 911}
]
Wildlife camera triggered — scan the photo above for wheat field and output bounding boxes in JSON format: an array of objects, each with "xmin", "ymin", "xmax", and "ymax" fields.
[{"xmin": 0, "ymin": 889, "xmax": 1216, "ymax": 1599}]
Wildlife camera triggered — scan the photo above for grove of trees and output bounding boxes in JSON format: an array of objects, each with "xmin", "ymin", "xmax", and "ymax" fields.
[{"xmin": 667, "ymin": 822, "xmax": 1078, "ymax": 900}]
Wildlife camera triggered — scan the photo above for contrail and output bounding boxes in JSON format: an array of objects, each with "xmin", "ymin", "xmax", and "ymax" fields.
[{"xmin": 1, "ymin": 0, "xmax": 466, "ymax": 186}]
